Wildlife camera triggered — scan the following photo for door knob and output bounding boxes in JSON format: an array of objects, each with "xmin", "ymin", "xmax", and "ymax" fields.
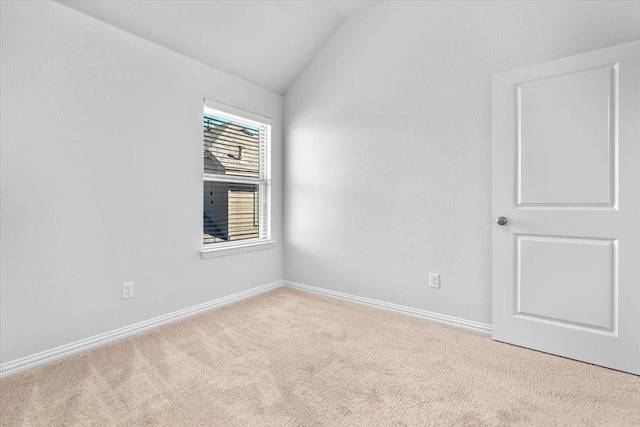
[{"xmin": 496, "ymin": 216, "xmax": 508, "ymax": 226}]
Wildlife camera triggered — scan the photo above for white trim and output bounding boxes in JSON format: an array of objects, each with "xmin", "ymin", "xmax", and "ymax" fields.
[
  {"xmin": 203, "ymin": 173, "xmax": 263, "ymax": 185},
  {"xmin": 200, "ymin": 240, "xmax": 275, "ymax": 259},
  {"xmin": 203, "ymin": 98, "xmax": 271, "ymax": 126},
  {"xmin": 283, "ymin": 281, "xmax": 492, "ymax": 334},
  {"xmin": 0, "ymin": 281, "xmax": 282, "ymax": 378}
]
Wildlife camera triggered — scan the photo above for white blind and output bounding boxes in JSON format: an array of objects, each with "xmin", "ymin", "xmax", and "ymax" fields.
[{"xmin": 203, "ymin": 99, "xmax": 270, "ymax": 247}]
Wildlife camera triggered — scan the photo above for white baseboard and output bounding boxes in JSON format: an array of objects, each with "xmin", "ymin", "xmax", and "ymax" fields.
[
  {"xmin": 0, "ymin": 281, "xmax": 282, "ymax": 378},
  {"xmin": 283, "ymin": 281, "xmax": 492, "ymax": 334},
  {"xmin": 1, "ymin": 280, "xmax": 491, "ymax": 378}
]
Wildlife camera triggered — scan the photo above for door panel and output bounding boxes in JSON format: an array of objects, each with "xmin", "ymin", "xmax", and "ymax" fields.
[
  {"xmin": 517, "ymin": 235, "xmax": 615, "ymax": 331},
  {"xmin": 492, "ymin": 41, "xmax": 640, "ymax": 375},
  {"xmin": 518, "ymin": 65, "xmax": 615, "ymax": 206}
]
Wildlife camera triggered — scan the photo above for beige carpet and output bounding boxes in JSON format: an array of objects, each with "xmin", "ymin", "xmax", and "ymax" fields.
[{"xmin": 1, "ymin": 288, "xmax": 639, "ymax": 426}]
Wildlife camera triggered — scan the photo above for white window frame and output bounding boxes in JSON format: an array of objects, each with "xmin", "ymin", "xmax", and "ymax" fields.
[{"xmin": 200, "ymin": 98, "xmax": 273, "ymax": 259}]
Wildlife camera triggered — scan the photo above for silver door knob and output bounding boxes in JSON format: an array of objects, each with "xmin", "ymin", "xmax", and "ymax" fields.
[{"xmin": 496, "ymin": 216, "xmax": 507, "ymax": 226}]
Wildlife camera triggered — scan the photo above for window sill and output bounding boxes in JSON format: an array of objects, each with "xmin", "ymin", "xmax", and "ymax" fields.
[{"xmin": 200, "ymin": 240, "xmax": 275, "ymax": 259}]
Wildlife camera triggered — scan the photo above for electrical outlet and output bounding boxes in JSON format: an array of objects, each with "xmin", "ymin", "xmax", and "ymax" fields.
[
  {"xmin": 429, "ymin": 273, "xmax": 440, "ymax": 289},
  {"xmin": 122, "ymin": 281, "xmax": 134, "ymax": 299}
]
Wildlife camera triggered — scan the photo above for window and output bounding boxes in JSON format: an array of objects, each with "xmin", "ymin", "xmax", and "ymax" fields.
[{"xmin": 201, "ymin": 99, "xmax": 271, "ymax": 257}]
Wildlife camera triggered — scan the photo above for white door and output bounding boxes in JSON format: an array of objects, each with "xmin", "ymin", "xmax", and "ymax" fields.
[{"xmin": 492, "ymin": 41, "xmax": 640, "ymax": 375}]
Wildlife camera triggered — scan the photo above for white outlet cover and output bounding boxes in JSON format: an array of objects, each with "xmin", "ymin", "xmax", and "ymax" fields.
[
  {"xmin": 122, "ymin": 281, "xmax": 134, "ymax": 299},
  {"xmin": 429, "ymin": 273, "xmax": 440, "ymax": 289}
]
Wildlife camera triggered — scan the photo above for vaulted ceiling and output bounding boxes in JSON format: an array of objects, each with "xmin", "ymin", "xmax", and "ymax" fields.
[{"xmin": 57, "ymin": 1, "xmax": 376, "ymax": 94}]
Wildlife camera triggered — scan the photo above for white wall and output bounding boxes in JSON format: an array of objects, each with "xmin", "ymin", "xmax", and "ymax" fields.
[
  {"xmin": 284, "ymin": 1, "xmax": 640, "ymax": 325},
  {"xmin": 0, "ymin": 1, "xmax": 283, "ymax": 364}
]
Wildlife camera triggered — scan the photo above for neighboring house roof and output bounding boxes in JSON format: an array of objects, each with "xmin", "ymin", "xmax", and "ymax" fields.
[
  {"xmin": 204, "ymin": 120, "xmax": 260, "ymax": 178},
  {"xmin": 203, "ymin": 151, "xmax": 225, "ymax": 174}
]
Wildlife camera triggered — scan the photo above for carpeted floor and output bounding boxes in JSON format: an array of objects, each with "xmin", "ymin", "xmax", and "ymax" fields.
[{"xmin": 1, "ymin": 288, "xmax": 639, "ymax": 426}]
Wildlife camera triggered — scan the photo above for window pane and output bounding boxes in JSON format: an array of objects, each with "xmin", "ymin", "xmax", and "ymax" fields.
[
  {"xmin": 204, "ymin": 114, "xmax": 260, "ymax": 178},
  {"xmin": 203, "ymin": 181, "xmax": 260, "ymax": 245}
]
